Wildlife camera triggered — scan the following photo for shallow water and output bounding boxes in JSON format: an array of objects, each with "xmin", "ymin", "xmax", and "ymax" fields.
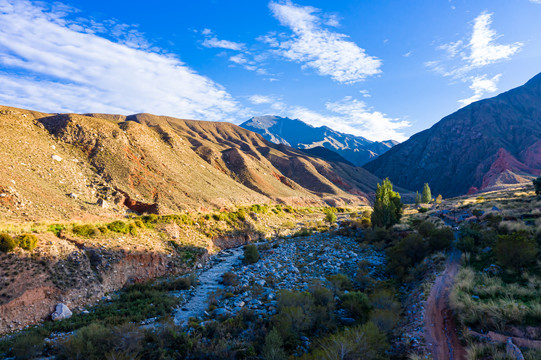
[{"xmin": 173, "ymin": 247, "xmax": 244, "ymax": 325}]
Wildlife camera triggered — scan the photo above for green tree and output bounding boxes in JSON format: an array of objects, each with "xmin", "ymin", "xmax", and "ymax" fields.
[
  {"xmin": 421, "ymin": 183, "xmax": 431, "ymax": 203},
  {"xmin": 324, "ymin": 209, "xmax": 337, "ymax": 225},
  {"xmin": 534, "ymin": 177, "xmax": 541, "ymax": 196},
  {"xmin": 414, "ymin": 191, "xmax": 421, "ymax": 206},
  {"xmin": 371, "ymin": 178, "xmax": 403, "ymax": 229},
  {"xmin": 495, "ymin": 232, "xmax": 537, "ymax": 272}
]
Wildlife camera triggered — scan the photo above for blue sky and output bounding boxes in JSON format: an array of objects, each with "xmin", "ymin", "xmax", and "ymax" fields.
[{"xmin": 0, "ymin": 0, "xmax": 540, "ymax": 141}]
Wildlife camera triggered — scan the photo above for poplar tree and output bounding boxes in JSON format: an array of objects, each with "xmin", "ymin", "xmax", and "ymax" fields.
[
  {"xmin": 371, "ymin": 178, "xmax": 403, "ymax": 228},
  {"xmin": 415, "ymin": 191, "xmax": 421, "ymax": 206},
  {"xmin": 421, "ymin": 183, "xmax": 432, "ymax": 203}
]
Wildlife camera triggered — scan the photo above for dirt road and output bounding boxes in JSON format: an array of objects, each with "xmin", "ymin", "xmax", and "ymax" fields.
[{"xmin": 424, "ymin": 248, "xmax": 467, "ymax": 360}]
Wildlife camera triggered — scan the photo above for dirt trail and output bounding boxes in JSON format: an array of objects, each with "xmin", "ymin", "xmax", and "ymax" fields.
[{"xmin": 425, "ymin": 248, "xmax": 467, "ymax": 360}]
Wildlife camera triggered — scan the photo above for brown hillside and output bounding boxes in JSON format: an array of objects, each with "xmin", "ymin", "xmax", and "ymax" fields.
[{"xmin": 0, "ymin": 106, "xmax": 382, "ymax": 221}]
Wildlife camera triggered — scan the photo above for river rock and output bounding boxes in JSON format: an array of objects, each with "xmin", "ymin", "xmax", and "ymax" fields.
[{"xmin": 51, "ymin": 303, "xmax": 72, "ymax": 321}]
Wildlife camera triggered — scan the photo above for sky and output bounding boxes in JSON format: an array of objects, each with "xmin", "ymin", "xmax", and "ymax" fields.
[{"xmin": 0, "ymin": 0, "xmax": 540, "ymax": 141}]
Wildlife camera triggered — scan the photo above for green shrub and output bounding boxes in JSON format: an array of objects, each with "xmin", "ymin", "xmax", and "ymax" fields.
[
  {"xmin": 417, "ymin": 221, "xmax": 436, "ymax": 237},
  {"xmin": 16, "ymin": 234, "xmax": 38, "ymax": 251},
  {"xmin": 262, "ymin": 328, "xmax": 287, "ymax": 360},
  {"xmin": 48, "ymin": 224, "xmax": 65, "ymax": 236},
  {"xmin": 495, "ymin": 232, "xmax": 538, "ymax": 272},
  {"xmin": 370, "ymin": 309, "xmax": 400, "ymax": 334},
  {"xmin": 58, "ymin": 323, "xmax": 113, "ymax": 360},
  {"xmin": 9, "ymin": 332, "xmax": 44, "ymax": 359},
  {"xmin": 274, "ymin": 291, "xmax": 316, "ymax": 347},
  {"xmin": 428, "ymin": 227, "xmax": 454, "ymax": 252},
  {"xmin": 72, "ymin": 224, "xmax": 98, "ymax": 237},
  {"xmin": 222, "ymin": 271, "xmax": 238, "ymax": 286},
  {"xmin": 244, "ymin": 244, "xmax": 259, "ymax": 264},
  {"xmin": 134, "ymin": 219, "xmax": 145, "ymax": 228},
  {"xmin": 326, "ymin": 273, "xmax": 353, "ymax": 292},
  {"xmin": 167, "ymin": 276, "xmax": 194, "ymax": 290},
  {"xmin": 0, "ymin": 233, "xmax": 16, "ymax": 253},
  {"xmin": 387, "ymin": 233, "xmax": 429, "ymax": 279},
  {"xmin": 341, "ymin": 291, "xmax": 372, "ymax": 323},
  {"xmin": 457, "ymin": 236, "xmax": 475, "ymax": 253},
  {"xmin": 294, "ymin": 227, "xmax": 313, "ymax": 237},
  {"xmin": 128, "ymin": 223, "xmax": 138, "ymax": 235},
  {"xmin": 58, "ymin": 323, "xmax": 143, "ymax": 360},
  {"xmin": 107, "ymin": 220, "xmax": 128, "ymax": 233},
  {"xmin": 324, "ymin": 210, "xmax": 337, "ymax": 225},
  {"xmin": 306, "ymin": 322, "xmax": 389, "ymax": 360},
  {"xmin": 534, "ymin": 177, "xmax": 541, "ymax": 196},
  {"xmin": 417, "ymin": 207, "xmax": 429, "ymax": 213}
]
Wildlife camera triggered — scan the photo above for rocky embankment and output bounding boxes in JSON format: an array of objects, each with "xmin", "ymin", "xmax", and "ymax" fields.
[
  {"xmin": 0, "ymin": 229, "xmax": 271, "ymax": 334},
  {"xmin": 169, "ymin": 233, "xmax": 385, "ymax": 329}
]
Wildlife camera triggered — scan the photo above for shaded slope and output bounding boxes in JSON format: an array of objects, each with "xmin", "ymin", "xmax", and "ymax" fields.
[{"xmin": 364, "ymin": 72, "xmax": 541, "ymax": 197}]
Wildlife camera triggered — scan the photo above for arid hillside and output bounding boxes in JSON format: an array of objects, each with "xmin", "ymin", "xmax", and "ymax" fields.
[{"xmin": 0, "ymin": 106, "xmax": 383, "ymax": 221}]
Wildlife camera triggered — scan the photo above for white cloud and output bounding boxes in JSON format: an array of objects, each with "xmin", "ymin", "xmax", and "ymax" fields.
[
  {"xmin": 269, "ymin": 97, "xmax": 408, "ymax": 141},
  {"xmin": 248, "ymin": 95, "xmax": 274, "ymax": 105},
  {"xmin": 458, "ymin": 74, "xmax": 501, "ymax": 106},
  {"xmin": 266, "ymin": 1, "xmax": 381, "ymax": 84},
  {"xmin": 467, "ymin": 13, "xmax": 522, "ymax": 67},
  {"xmin": 359, "ymin": 90, "xmax": 371, "ymax": 98},
  {"xmin": 0, "ymin": 0, "xmax": 241, "ymax": 121},
  {"xmin": 427, "ymin": 12, "xmax": 522, "ymax": 106},
  {"xmin": 324, "ymin": 97, "xmax": 409, "ymax": 141},
  {"xmin": 529, "ymin": 0, "xmax": 541, "ymax": 3},
  {"xmin": 201, "ymin": 31, "xmax": 245, "ymax": 51}
]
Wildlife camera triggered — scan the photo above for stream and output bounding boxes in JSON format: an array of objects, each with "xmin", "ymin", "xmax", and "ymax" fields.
[{"xmin": 173, "ymin": 246, "xmax": 244, "ymax": 326}]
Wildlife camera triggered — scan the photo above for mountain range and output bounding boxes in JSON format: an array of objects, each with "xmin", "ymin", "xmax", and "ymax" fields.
[
  {"xmin": 241, "ymin": 116, "xmax": 398, "ymax": 166},
  {"xmin": 364, "ymin": 72, "xmax": 541, "ymax": 198},
  {"xmin": 0, "ymin": 106, "xmax": 389, "ymax": 221}
]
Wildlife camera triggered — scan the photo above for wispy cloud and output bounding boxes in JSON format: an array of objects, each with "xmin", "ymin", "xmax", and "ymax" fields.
[
  {"xmin": 265, "ymin": 1, "xmax": 381, "ymax": 84},
  {"xmin": 248, "ymin": 95, "xmax": 275, "ymax": 105},
  {"xmin": 427, "ymin": 12, "xmax": 522, "ymax": 106},
  {"xmin": 458, "ymin": 74, "xmax": 501, "ymax": 106},
  {"xmin": 0, "ymin": 0, "xmax": 241, "ymax": 121},
  {"xmin": 467, "ymin": 13, "xmax": 522, "ymax": 67},
  {"xmin": 200, "ymin": 29, "xmax": 245, "ymax": 51}
]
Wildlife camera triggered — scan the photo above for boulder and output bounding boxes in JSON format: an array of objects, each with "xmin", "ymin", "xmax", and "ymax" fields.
[{"xmin": 51, "ymin": 303, "xmax": 72, "ymax": 321}]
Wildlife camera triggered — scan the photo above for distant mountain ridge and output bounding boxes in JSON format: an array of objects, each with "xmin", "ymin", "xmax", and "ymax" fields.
[
  {"xmin": 240, "ymin": 116, "xmax": 398, "ymax": 166},
  {"xmin": 364, "ymin": 72, "xmax": 541, "ymax": 198}
]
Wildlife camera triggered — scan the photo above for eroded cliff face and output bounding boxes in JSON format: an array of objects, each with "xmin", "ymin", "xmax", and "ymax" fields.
[{"xmin": 0, "ymin": 229, "xmax": 266, "ymax": 334}]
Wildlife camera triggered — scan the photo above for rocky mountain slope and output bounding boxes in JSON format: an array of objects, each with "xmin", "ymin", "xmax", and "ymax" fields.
[
  {"xmin": 364, "ymin": 72, "xmax": 541, "ymax": 197},
  {"xmin": 0, "ymin": 106, "xmax": 385, "ymax": 221},
  {"xmin": 241, "ymin": 116, "xmax": 397, "ymax": 166}
]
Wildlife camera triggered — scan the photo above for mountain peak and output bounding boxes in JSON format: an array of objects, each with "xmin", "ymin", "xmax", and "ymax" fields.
[{"xmin": 241, "ymin": 116, "xmax": 398, "ymax": 166}]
